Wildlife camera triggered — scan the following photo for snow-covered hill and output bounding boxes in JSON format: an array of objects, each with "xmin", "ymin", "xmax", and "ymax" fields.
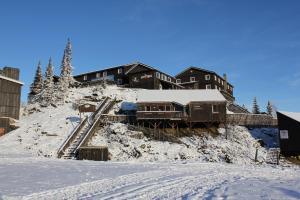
[{"xmin": 0, "ymin": 84, "xmax": 277, "ymax": 165}]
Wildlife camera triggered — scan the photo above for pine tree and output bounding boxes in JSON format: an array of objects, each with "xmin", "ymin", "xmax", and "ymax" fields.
[
  {"xmin": 267, "ymin": 101, "xmax": 273, "ymax": 116},
  {"xmin": 58, "ymin": 39, "xmax": 75, "ymax": 101},
  {"xmin": 28, "ymin": 61, "xmax": 43, "ymax": 102},
  {"xmin": 252, "ymin": 97, "xmax": 260, "ymax": 114},
  {"xmin": 42, "ymin": 57, "xmax": 55, "ymax": 105}
]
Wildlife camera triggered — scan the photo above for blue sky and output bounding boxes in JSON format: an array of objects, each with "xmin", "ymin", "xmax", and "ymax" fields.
[{"xmin": 0, "ymin": 0, "xmax": 300, "ymax": 112}]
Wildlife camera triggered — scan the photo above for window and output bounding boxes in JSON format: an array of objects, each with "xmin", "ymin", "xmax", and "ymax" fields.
[
  {"xmin": 83, "ymin": 75, "xmax": 87, "ymax": 81},
  {"xmin": 166, "ymin": 105, "xmax": 171, "ymax": 111},
  {"xmin": 117, "ymin": 79, "xmax": 122, "ymax": 85},
  {"xmin": 214, "ymin": 75, "xmax": 217, "ymax": 81},
  {"xmin": 205, "ymin": 74, "xmax": 210, "ymax": 80},
  {"xmin": 190, "ymin": 77, "xmax": 195, "ymax": 82},
  {"xmin": 158, "ymin": 106, "xmax": 165, "ymax": 111},
  {"xmin": 146, "ymin": 106, "xmax": 151, "ymax": 111},
  {"xmin": 167, "ymin": 77, "xmax": 171, "ymax": 82},
  {"xmin": 212, "ymin": 105, "xmax": 219, "ymax": 113},
  {"xmin": 103, "ymin": 71, "xmax": 107, "ymax": 77},
  {"xmin": 176, "ymin": 79, "xmax": 181, "ymax": 84},
  {"xmin": 194, "ymin": 105, "xmax": 203, "ymax": 110},
  {"xmin": 218, "ymin": 78, "xmax": 221, "ymax": 83},
  {"xmin": 156, "ymin": 72, "xmax": 160, "ymax": 78},
  {"xmin": 160, "ymin": 74, "xmax": 164, "ymax": 80},
  {"xmin": 138, "ymin": 105, "xmax": 144, "ymax": 111},
  {"xmin": 164, "ymin": 76, "xmax": 167, "ymax": 81},
  {"xmin": 206, "ymin": 84, "xmax": 211, "ymax": 89},
  {"xmin": 221, "ymin": 80, "xmax": 224, "ymax": 85},
  {"xmin": 96, "ymin": 73, "xmax": 100, "ymax": 78},
  {"xmin": 118, "ymin": 68, "xmax": 123, "ymax": 74}
]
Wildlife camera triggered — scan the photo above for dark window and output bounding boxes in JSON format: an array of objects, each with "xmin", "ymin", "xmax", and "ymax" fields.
[
  {"xmin": 146, "ymin": 106, "xmax": 151, "ymax": 111},
  {"xmin": 166, "ymin": 105, "xmax": 171, "ymax": 111},
  {"xmin": 212, "ymin": 105, "xmax": 219, "ymax": 113},
  {"xmin": 158, "ymin": 106, "xmax": 164, "ymax": 111},
  {"xmin": 138, "ymin": 105, "xmax": 144, "ymax": 111}
]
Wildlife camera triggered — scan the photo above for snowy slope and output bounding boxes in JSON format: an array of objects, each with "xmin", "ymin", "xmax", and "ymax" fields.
[
  {"xmin": 0, "ymin": 158, "xmax": 299, "ymax": 199},
  {"xmin": 89, "ymin": 123, "xmax": 276, "ymax": 164}
]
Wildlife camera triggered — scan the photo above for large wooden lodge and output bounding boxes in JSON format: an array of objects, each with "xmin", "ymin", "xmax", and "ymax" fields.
[{"xmin": 74, "ymin": 62, "xmax": 235, "ymax": 100}]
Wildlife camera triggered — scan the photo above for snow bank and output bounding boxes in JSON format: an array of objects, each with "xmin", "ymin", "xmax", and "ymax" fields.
[{"xmin": 89, "ymin": 123, "xmax": 276, "ymax": 164}]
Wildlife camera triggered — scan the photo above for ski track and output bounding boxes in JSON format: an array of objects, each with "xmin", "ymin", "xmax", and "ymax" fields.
[{"xmin": 18, "ymin": 165, "xmax": 242, "ymax": 200}]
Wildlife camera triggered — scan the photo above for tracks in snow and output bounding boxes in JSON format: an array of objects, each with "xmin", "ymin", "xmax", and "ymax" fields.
[{"xmin": 19, "ymin": 165, "xmax": 240, "ymax": 200}]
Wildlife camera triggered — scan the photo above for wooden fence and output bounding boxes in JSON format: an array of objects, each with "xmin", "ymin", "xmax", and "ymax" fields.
[{"xmin": 226, "ymin": 113, "xmax": 277, "ymax": 126}]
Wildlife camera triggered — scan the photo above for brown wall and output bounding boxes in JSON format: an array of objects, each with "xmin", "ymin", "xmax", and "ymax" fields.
[
  {"xmin": 0, "ymin": 78, "xmax": 21, "ymax": 119},
  {"xmin": 0, "ymin": 67, "xmax": 19, "ymax": 80},
  {"xmin": 188, "ymin": 102, "xmax": 226, "ymax": 123}
]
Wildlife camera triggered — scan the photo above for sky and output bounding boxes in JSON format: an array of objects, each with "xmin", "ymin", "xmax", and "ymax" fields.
[{"xmin": 0, "ymin": 0, "xmax": 300, "ymax": 112}]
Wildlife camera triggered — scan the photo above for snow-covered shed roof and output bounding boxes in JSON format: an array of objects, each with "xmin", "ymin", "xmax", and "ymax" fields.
[
  {"xmin": 278, "ymin": 111, "xmax": 300, "ymax": 123},
  {"xmin": 0, "ymin": 75, "xmax": 23, "ymax": 85},
  {"xmin": 137, "ymin": 89, "xmax": 226, "ymax": 105}
]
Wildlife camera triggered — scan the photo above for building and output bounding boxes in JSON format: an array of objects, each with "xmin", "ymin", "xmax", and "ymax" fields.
[
  {"xmin": 175, "ymin": 67, "xmax": 235, "ymax": 101},
  {"xmin": 136, "ymin": 89, "xmax": 227, "ymax": 125},
  {"xmin": 0, "ymin": 67, "xmax": 23, "ymax": 135},
  {"xmin": 0, "ymin": 67, "xmax": 23, "ymax": 120},
  {"xmin": 277, "ymin": 111, "xmax": 300, "ymax": 156},
  {"xmin": 73, "ymin": 62, "xmax": 182, "ymax": 89}
]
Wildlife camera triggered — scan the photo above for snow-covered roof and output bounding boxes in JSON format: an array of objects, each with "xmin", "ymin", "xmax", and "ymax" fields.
[
  {"xmin": 0, "ymin": 75, "xmax": 23, "ymax": 85},
  {"xmin": 137, "ymin": 89, "xmax": 226, "ymax": 105},
  {"xmin": 278, "ymin": 111, "xmax": 300, "ymax": 123}
]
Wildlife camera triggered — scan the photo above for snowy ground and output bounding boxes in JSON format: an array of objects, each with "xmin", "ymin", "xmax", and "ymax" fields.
[
  {"xmin": 1, "ymin": 84, "xmax": 299, "ymax": 199},
  {"xmin": 0, "ymin": 157, "xmax": 300, "ymax": 199}
]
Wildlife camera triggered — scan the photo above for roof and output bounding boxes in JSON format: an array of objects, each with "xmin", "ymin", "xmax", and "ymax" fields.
[
  {"xmin": 137, "ymin": 89, "xmax": 226, "ymax": 105},
  {"xmin": 278, "ymin": 111, "xmax": 300, "ymax": 123},
  {"xmin": 175, "ymin": 66, "xmax": 234, "ymax": 87},
  {"xmin": 0, "ymin": 75, "xmax": 23, "ymax": 85}
]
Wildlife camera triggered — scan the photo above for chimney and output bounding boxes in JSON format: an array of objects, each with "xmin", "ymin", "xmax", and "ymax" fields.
[{"xmin": 3, "ymin": 67, "xmax": 19, "ymax": 80}]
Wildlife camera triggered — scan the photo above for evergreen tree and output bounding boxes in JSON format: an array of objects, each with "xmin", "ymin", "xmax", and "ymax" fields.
[
  {"xmin": 267, "ymin": 101, "xmax": 273, "ymax": 116},
  {"xmin": 252, "ymin": 97, "xmax": 260, "ymax": 114},
  {"xmin": 28, "ymin": 61, "xmax": 43, "ymax": 102},
  {"xmin": 58, "ymin": 39, "xmax": 75, "ymax": 101},
  {"xmin": 42, "ymin": 57, "xmax": 55, "ymax": 104}
]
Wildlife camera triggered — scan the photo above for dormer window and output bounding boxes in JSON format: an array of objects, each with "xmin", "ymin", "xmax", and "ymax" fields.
[
  {"xmin": 190, "ymin": 77, "xmax": 195, "ymax": 82},
  {"xmin": 176, "ymin": 79, "xmax": 181, "ymax": 84},
  {"xmin": 205, "ymin": 74, "xmax": 210, "ymax": 80}
]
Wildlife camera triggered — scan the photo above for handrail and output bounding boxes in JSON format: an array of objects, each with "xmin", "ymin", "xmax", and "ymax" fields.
[
  {"xmin": 57, "ymin": 97, "xmax": 109, "ymax": 158},
  {"xmin": 75, "ymin": 99, "xmax": 115, "ymax": 151},
  {"xmin": 57, "ymin": 116, "xmax": 88, "ymax": 158}
]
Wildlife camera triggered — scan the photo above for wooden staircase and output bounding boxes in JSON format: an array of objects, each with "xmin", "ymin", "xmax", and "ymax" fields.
[{"xmin": 57, "ymin": 97, "xmax": 115, "ymax": 159}]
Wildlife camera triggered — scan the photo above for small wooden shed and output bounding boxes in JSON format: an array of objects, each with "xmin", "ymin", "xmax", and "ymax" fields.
[
  {"xmin": 78, "ymin": 146, "xmax": 109, "ymax": 161},
  {"xmin": 277, "ymin": 111, "xmax": 300, "ymax": 156}
]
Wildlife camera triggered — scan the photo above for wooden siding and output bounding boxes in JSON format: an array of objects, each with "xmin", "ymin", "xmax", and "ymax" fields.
[
  {"xmin": 277, "ymin": 112, "xmax": 300, "ymax": 156},
  {"xmin": 0, "ymin": 67, "xmax": 19, "ymax": 80},
  {"xmin": 226, "ymin": 113, "xmax": 277, "ymax": 126},
  {"xmin": 78, "ymin": 146, "xmax": 109, "ymax": 161},
  {"xmin": 0, "ymin": 78, "xmax": 21, "ymax": 119},
  {"xmin": 188, "ymin": 102, "xmax": 226, "ymax": 123}
]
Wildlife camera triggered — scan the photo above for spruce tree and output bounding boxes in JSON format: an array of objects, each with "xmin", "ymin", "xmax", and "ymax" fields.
[
  {"xmin": 58, "ymin": 39, "xmax": 75, "ymax": 101},
  {"xmin": 42, "ymin": 57, "xmax": 55, "ymax": 104},
  {"xmin": 252, "ymin": 97, "xmax": 260, "ymax": 114},
  {"xmin": 28, "ymin": 61, "xmax": 43, "ymax": 102},
  {"xmin": 267, "ymin": 101, "xmax": 273, "ymax": 116}
]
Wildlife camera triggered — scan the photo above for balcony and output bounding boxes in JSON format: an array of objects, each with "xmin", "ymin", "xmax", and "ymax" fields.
[{"xmin": 136, "ymin": 111, "xmax": 184, "ymax": 120}]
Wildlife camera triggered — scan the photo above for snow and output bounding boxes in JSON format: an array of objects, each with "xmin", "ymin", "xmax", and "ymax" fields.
[
  {"xmin": 88, "ymin": 123, "xmax": 277, "ymax": 164},
  {"xmin": 0, "ymin": 74, "xmax": 24, "ymax": 85},
  {"xmin": 0, "ymin": 84, "xmax": 299, "ymax": 199},
  {"xmin": 278, "ymin": 111, "xmax": 300, "ymax": 123},
  {"xmin": 138, "ymin": 89, "xmax": 226, "ymax": 105},
  {"xmin": 0, "ymin": 157, "xmax": 299, "ymax": 199}
]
